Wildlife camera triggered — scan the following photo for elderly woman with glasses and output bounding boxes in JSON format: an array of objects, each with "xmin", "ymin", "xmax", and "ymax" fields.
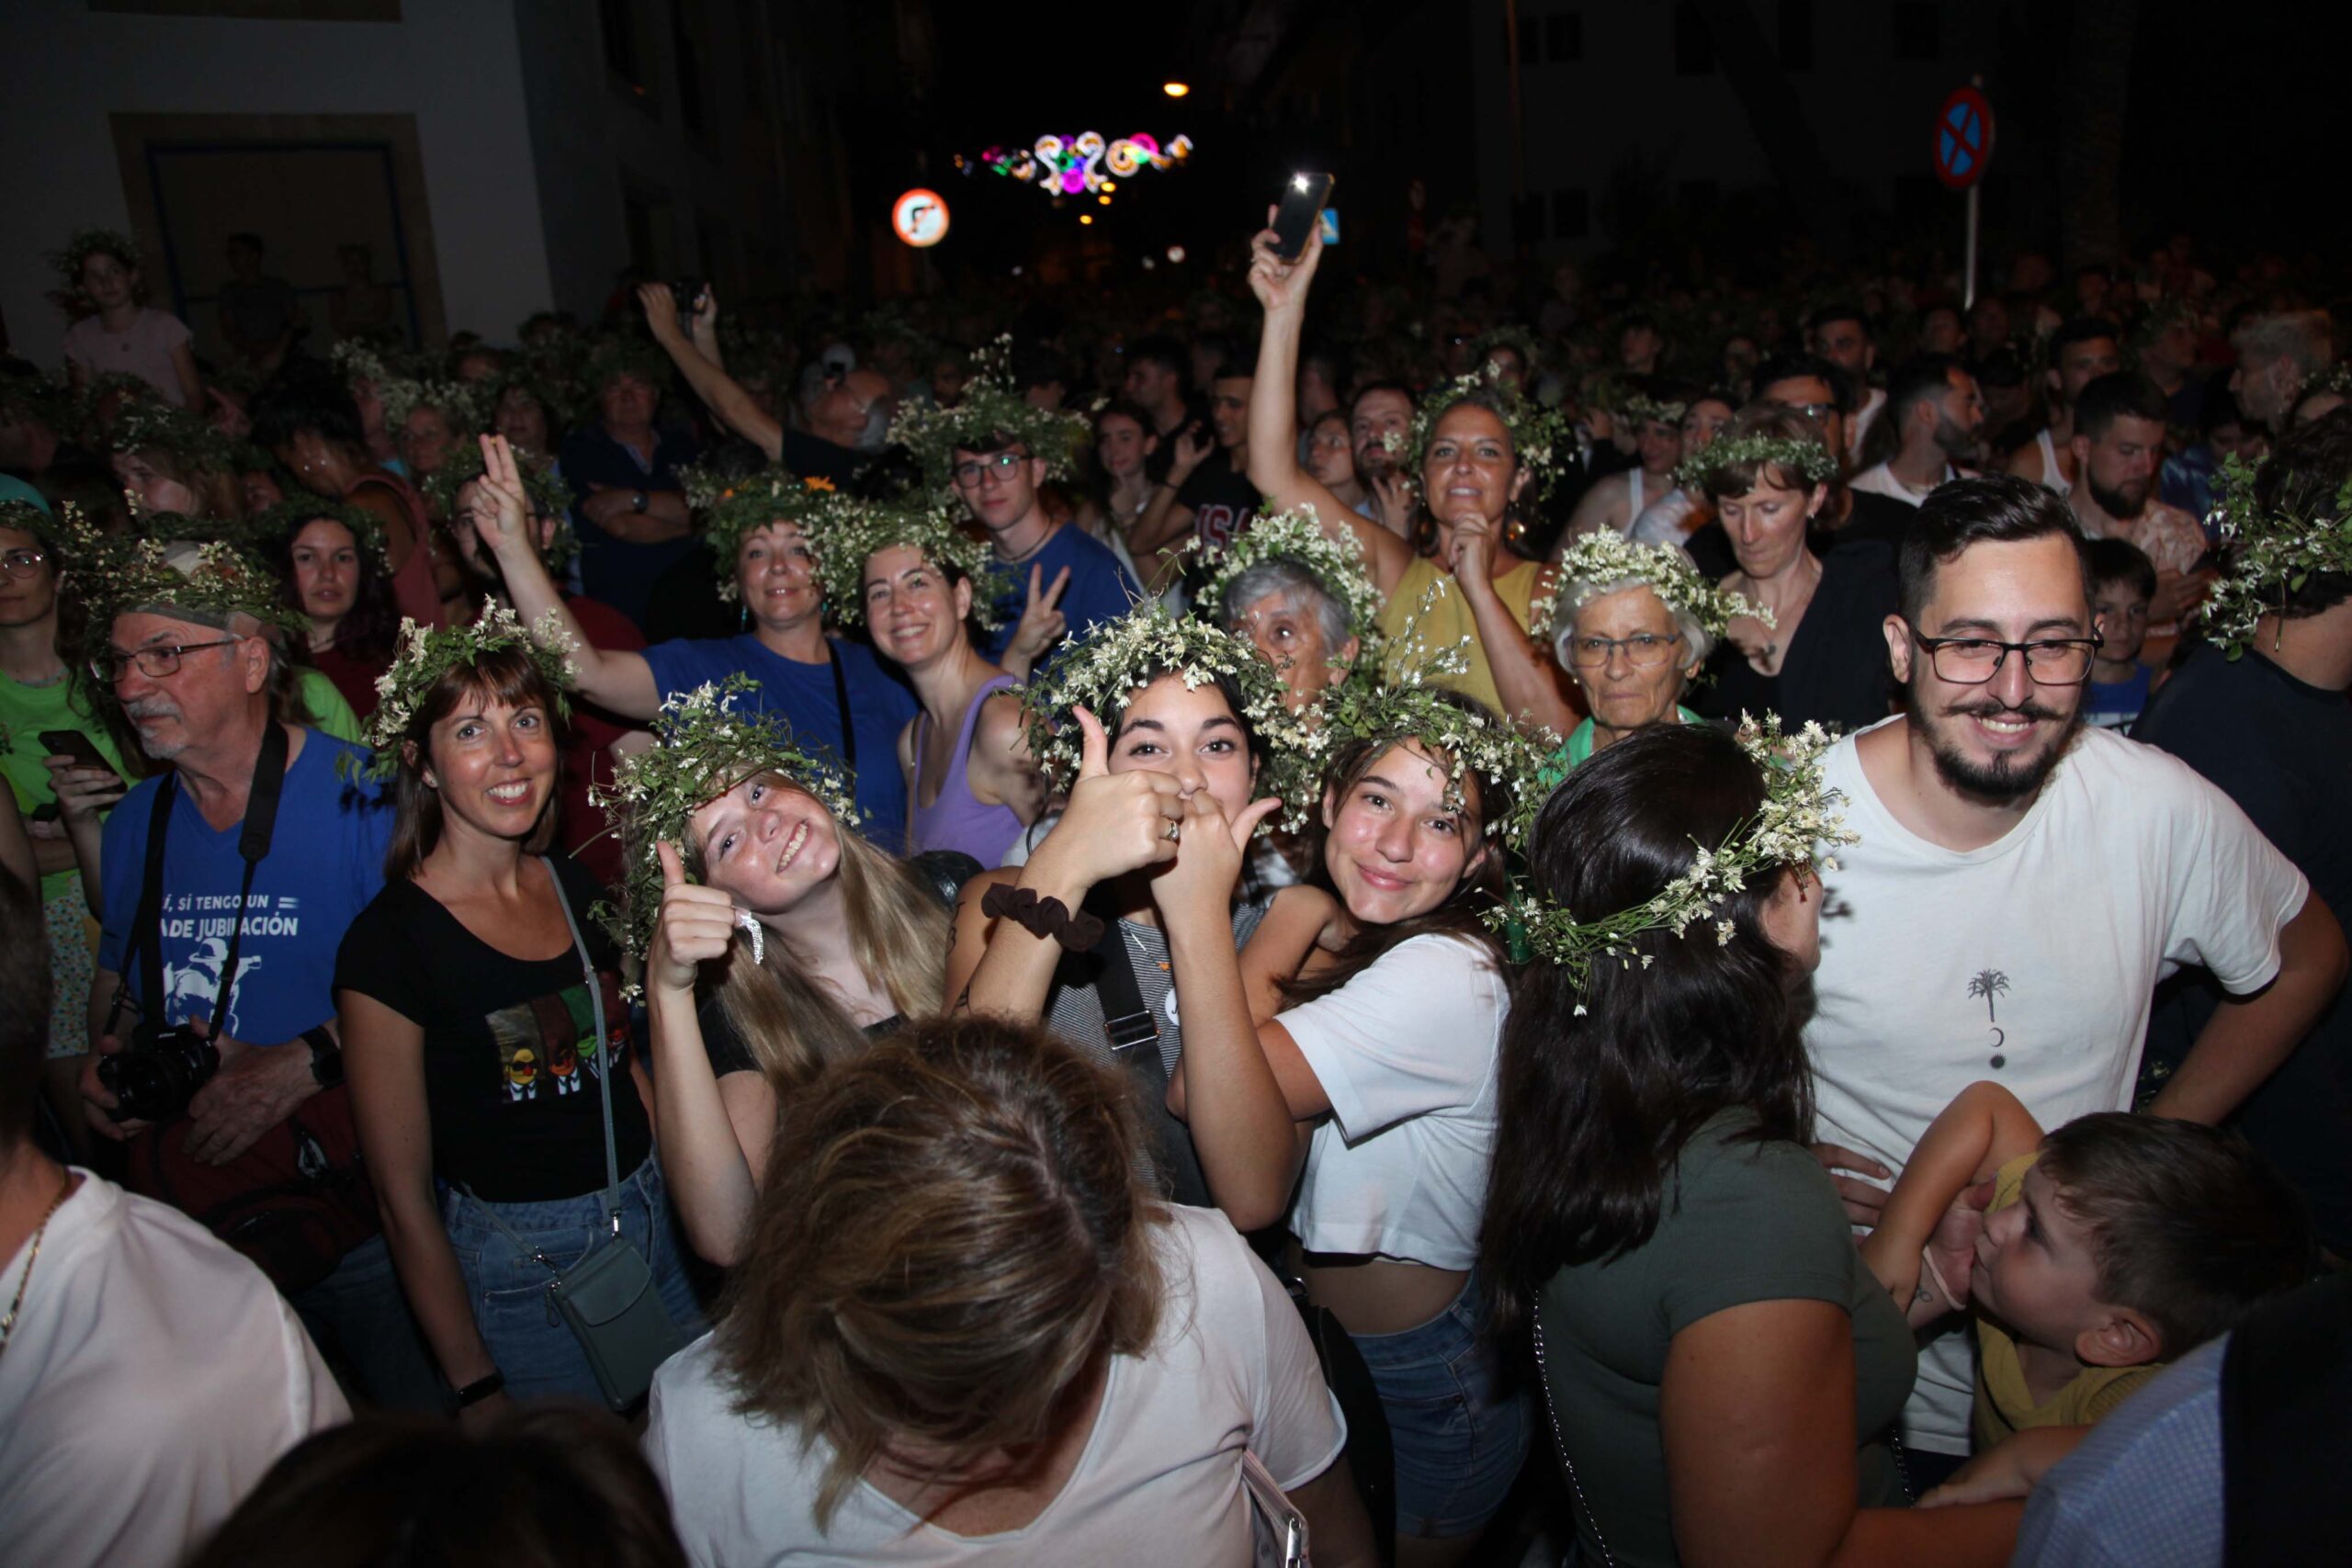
[{"xmin": 1532, "ymin": 534, "xmax": 1763, "ymax": 784}]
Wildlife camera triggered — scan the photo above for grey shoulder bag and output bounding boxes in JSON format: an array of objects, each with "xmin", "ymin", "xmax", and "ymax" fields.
[{"xmin": 473, "ymin": 860, "xmax": 686, "ymax": 1411}]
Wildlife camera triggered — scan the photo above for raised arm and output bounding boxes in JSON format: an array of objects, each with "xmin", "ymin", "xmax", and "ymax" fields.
[
  {"xmin": 642, "ymin": 841, "xmax": 769, "ymax": 1266},
  {"xmin": 1245, "ymin": 227, "xmax": 1415, "ymax": 595},
  {"xmin": 949, "ymin": 708, "xmax": 1181, "ymax": 1019},
  {"xmin": 473, "ymin": 434, "xmax": 661, "ymax": 719},
  {"xmin": 340, "ymin": 989, "xmax": 506, "ymax": 1427},
  {"xmin": 2153, "ymin": 892, "xmax": 2348, "ymax": 1122},
  {"xmin": 639, "ymin": 284, "xmax": 784, "ymax": 463},
  {"xmin": 1860, "ymin": 1080, "xmax": 2042, "ymax": 1313}
]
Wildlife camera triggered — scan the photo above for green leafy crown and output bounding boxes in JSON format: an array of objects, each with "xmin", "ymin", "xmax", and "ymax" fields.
[
  {"xmin": 1396, "ymin": 365, "xmax": 1576, "ymax": 501},
  {"xmin": 2200, "ymin": 453, "xmax": 2352, "ymax": 657},
  {"xmin": 1529, "ymin": 532, "xmax": 1770, "ymax": 645},
  {"xmin": 593, "ymin": 674, "xmax": 862, "ymax": 965},
  {"xmin": 808, "ymin": 492, "xmax": 1004, "ymax": 628},
  {"xmin": 888, "ymin": 336, "xmax": 1090, "ymax": 496},
  {"xmin": 1013, "ymin": 604, "xmax": 1323, "ymax": 832},
  {"xmin": 1494, "ymin": 713, "xmax": 1858, "ymax": 994},
  {"xmin": 421, "ymin": 442, "xmax": 579, "ymax": 573},
  {"xmin": 251, "ymin": 498, "xmax": 390, "ymax": 569},
  {"xmin": 62, "ymin": 507, "xmax": 303, "ymax": 645},
  {"xmin": 1196, "ymin": 503, "xmax": 1385, "ymax": 645},
  {"xmin": 363, "ymin": 602, "xmax": 580, "ymax": 777},
  {"xmin": 690, "ymin": 469, "xmax": 848, "ymax": 602},
  {"xmin": 1676, "ymin": 434, "xmax": 1839, "ymax": 492}
]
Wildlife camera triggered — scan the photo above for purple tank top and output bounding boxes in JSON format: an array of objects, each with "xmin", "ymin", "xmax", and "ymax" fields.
[{"xmin": 910, "ymin": 674, "xmax": 1025, "ymax": 865}]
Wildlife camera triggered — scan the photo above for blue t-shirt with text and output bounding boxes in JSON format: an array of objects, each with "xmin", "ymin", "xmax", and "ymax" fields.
[
  {"xmin": 639, "ymin": 633, "xmax": 916, "ymax": 852},
  {"xmin": 96, "ymin": 729, "xmax": 394, "ymax": 1047}
]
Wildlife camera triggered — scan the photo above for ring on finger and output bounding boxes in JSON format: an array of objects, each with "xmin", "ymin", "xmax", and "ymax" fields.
[{"xmin": 1162, "ymin": 820, "xmax": 1182, "ymax": 842}]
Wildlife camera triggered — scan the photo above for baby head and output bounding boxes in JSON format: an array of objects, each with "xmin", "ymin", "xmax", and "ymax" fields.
[{"xmin": 1972, "ymin": 1113, "xmax": 2312, "ymax": 1369}]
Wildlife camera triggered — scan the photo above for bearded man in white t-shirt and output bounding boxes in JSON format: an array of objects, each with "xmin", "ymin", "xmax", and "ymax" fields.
[{"xmin": 1803, "ymin": 473, "xmax": 2347, "ymax": 1470}]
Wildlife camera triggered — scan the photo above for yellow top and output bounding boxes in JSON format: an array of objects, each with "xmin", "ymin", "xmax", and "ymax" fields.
[
  {"xmin": 1375, "ymin": 553, "xmax": 1548, "ymax": 717},
  {"xmin": 1972, "ymin": 1152, "xmax": 2163, "ymax": 1450}
]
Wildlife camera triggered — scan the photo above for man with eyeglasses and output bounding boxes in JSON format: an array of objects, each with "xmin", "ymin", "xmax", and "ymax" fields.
[
  {"xmin": 1801, "ymin": 474, "xmax": 2346, "ymax": 1488},
  {"xmin": 950, "ymin": 433, "xmax": 1139, "ymax": 673},
  {"xmin": 73, "ymin": 543, "xmax": 440, "ymax": 1411}
]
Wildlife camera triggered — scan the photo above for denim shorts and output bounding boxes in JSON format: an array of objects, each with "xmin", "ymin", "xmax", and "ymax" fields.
[
  {"xmin": 440, "ymin": 1156, "xmax": 708, "ymax": 1404},
  {"xmin": 1349, "ymin": 1273, "xmax": 1532, "ymax": 1539}
]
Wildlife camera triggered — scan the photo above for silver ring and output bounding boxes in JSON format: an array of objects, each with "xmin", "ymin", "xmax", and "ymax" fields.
[{"xmin": 1163, "ymin": 820, "xmax": 1182, "ymax": 842}]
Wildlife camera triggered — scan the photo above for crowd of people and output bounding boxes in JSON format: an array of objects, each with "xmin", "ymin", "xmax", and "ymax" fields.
[{"xmin": 2, "ymin": 206, "xmax": 2349, "ymax": 1568}]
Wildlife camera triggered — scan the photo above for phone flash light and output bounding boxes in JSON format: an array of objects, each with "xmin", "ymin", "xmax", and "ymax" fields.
[{"xmin": 1291, "ymin": 175, "xmax": 1311, "ymax": 192}]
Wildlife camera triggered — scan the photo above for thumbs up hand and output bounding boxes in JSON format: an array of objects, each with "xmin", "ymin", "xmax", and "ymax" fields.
[
  {"xmin": 1027, "ymin": 705, "xmax": 1186, "ymax": 895},
  {"xmin": 647, "ymin": 840, "xmax": 750, "ymax": 996}
]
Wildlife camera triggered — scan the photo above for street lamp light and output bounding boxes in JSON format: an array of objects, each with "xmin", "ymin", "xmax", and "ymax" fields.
[{"xmin": 1163, "ymin": 81, "xmax": 1190, "ymax": 98}]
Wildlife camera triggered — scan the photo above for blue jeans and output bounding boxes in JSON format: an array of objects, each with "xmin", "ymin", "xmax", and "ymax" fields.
[
  {"xmin": 1350, "ymin": 1274, "xmax": 1532, "ymax": 1539},
  {"xmin": 291, "ymin": 1233, "xmax": 447, "ymax": 1413},
  {"xmin": 440, "ymin": 1157, "xmax": 708, "ymax": 1404}
]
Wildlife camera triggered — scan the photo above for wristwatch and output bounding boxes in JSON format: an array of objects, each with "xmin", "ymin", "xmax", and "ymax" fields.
[
  {"xmin": 630, "ymin": 489, "xmax": 649, "ymax": 514},
  {"xmin": 300, "ymin": 1025, "xmax": 345, "ymax": 1089}
]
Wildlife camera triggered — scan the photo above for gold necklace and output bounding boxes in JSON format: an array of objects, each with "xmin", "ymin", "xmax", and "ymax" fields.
[{"xmin": 0, "ymin": 1168, "xmax": 76, "ymax": 1360}]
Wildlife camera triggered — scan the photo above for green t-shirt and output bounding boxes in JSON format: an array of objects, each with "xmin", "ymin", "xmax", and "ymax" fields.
[
  {"xmin": 1535, "ymin": 1112, "xmax": 1916, "ymax": 1566},
  {"xmin": 297, "ymin": 668, "xmax": 364, "ymax": 745},
  {"xmin": 1536, "ymin": 705, "xmax": 1707, "ymax": 793},
  {"xmin": 0, "ymin": 672, "xmax": 130, "ymax": 902}
]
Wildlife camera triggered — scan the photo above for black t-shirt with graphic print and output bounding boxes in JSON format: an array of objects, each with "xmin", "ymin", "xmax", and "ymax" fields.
[{"xmin": 334, "ymin": 854, "xmax": 650, "ymax": 1203}]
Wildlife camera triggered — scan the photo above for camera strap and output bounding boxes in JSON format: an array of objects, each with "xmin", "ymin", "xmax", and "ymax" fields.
[{"xmin": 123, "ymin": 721, "xmax": 290, "ymax": 1040}]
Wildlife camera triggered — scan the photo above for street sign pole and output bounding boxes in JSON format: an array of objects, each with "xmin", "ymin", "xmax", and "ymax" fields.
[{"xmin": 1964, "ymin": 184, "xmax": 1980, "ymax": 310}]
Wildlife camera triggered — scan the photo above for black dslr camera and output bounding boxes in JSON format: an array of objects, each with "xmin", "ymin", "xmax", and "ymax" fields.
[{"xmin": 99, "ymin": 1022, "xmax": 220, "ymax": 1123}]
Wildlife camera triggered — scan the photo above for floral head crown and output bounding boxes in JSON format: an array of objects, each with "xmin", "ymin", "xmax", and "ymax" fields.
[
  {"xmin": 363, "ymin": 602, "xmax": 580, "ymax": 777},
  {"xmin": 689, "ymin": 470, "xmax": 845, "ymax": 603},
  {"xmin": 252, "ymin": 499, "xmax": 390, "ymax": 570},
  {"xmin": 1529, "ymin": 533, "xmax": 1771, "ymax": 646},
  {"xmin": 1494, "ymin": 713, "xmax": 1858, "ymax": 993},
  {"xmin": 1316, "ymin": 585, "xmax": 1556, "ymax": 852},
  {"xmin": 47, "ymin": 229, "xmax": 141, "ymax": 316},
  {"xmin": 888, "ymin": 336, "xmax": 1090, "ymax": 497},
  {"xmin": 1676, "ymin": 433, "xmax": 1839, "ymax": 492},
  {"xmin": 593, "ymin": 675, "xmax": 862, "ymax": 967},
  {"xmin": 1197, "ymin": 504, "xmax": 1385, "ymax": 645},
  {"xmin": 106, "ymin": 399, "xmax": 236, "ymax": 473},
  {"xmin": 377, "ymin": 375, "xmax": 487, "ymax": 435},
  {"xmin": 809, "ymin": 492, "xmax": 1004, "ymax": 628},
  {"xmin": 0, "ymin": 499, "xmax": 65, "ymax": 555},
  {"xmin": 1620, "ymin": 392, "xmax": 1688, "ymax": 426},
  {"xmin": 62, "ymin": 513, "xmax": 305, "ymax": 649},
  {"xmin": 421, "ymin": 442, "xmax": 579, "ymax": 572},
  {"xmin": 1471, "ymin": 325, "xmax": 1542, "ymax": 375},
  {"xmin": 1014, "ymin": 604, "xmax": 1323, "ymax": 832},
  {"xmin": 1396, "ymin": 366, "xmax": 1576, "ymax": 501},
  {"xmin": 2200, "ymin": 453, "xmax": 2352, "ymax": 657}
]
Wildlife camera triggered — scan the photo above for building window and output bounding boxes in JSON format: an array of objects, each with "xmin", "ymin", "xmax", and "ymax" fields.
[
  {"xmin": 1673, "ymin": 3, "xmax": 1714, "ymax": 75},
  {"xmin": 1778, "ymin": 0, "xmax": 1814, "ymax": 71},
  {"xmin": 1552, "ymin": 187, "xmax": 1589, "ymax": 240},
  {"xmin": 1893, "ymin": 1, "xmax": 1939, "ymax": 61},
  {"xmin": 1548, "ymin": 11, "xmax": 1583, "ymax": 62}
]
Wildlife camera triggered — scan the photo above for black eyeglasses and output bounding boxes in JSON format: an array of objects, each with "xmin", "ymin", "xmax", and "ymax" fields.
[
  {"xmin": 1, "ymin": 547, "xmax": 47, "ymax": 578},
  {"xmin": 91, "ymin": 639, "xmax": 243, "ymax": 683},
  {"xmin": 952, "ymin": 452, "xmax": 1024, "ymax": 487},
  {"xmin": 1908, "ymin": 626, "xmax": 2103, "ymax": 685}
]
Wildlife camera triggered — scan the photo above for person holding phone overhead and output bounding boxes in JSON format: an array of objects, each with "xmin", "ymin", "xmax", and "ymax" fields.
[{"xmin": 1246, "ymin": 216, "xmax": 1578, "ymax": 733}]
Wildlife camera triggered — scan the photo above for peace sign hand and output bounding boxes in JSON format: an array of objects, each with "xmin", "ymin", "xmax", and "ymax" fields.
[
  {"xmin": 649, "ymin": 840, "xmax": 745, "ymax": 996},
  {"xmin": 1004, "ymin": 564, "xmax": 1071, "ymax": 671},
  {"xmin": 473, "ymin": 434, "xmax": 536, "ymax": 561},
  {"xmin": 1029, "ymin": 706, "xmax": 1185, "ymax": 892}
]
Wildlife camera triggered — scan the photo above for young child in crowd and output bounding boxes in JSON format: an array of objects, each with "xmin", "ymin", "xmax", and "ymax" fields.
[
  {"xmin": 2084, "ymin": 537, "xmax": 2158, "ymax": 729},
  {"xmin": 1863, "ymin": 1081, "xmax": 2312, "ymax": 1454}
]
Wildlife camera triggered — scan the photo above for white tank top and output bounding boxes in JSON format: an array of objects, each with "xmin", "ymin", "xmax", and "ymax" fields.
[{"xmin": 2035, "ymin": 427, "xmax": 2073, "ymax": 496}]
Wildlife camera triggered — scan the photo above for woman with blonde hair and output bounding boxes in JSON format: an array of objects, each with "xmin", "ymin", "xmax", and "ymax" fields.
[
  {"xmin": 611, "ymin": 680, "xmax": 950, "ymax": 1265},
  {"xmin": 644, "ymin": 1012, "xmax": 1375, "ymax": 1567}
]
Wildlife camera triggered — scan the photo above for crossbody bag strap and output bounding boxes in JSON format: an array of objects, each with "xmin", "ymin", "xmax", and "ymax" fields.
[
  {"xmin": 111, "ymin": 773, "xmax": 180, "ymax": 1039},
  {"xmin": 1079, "ymin": 886, "xmax": 1159, "ymax": 1056},
  {"xmin": 544, "ymin": 855, "xmax": 622, "ymax": 1235}
]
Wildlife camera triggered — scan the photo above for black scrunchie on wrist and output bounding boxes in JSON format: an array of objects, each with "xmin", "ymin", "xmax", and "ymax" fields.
[{"xmin": 981, "ymin": 883, "xmax": 1105, "ymax": 951}]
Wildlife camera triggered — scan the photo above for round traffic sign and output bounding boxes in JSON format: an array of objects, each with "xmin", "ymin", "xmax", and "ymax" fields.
[
  {"xmin": 892, "ymin": 188, "xmax": 950, "ymax": 248},
  {"xmin": 1932, "ymin": 86, "xmax": 1995, "ymax": 191}
]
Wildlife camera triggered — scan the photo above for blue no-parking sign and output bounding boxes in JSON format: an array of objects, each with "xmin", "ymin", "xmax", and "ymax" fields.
[{"xmin": 1934, "ymin": 85, "xmax": 1996, "ymax": 191}]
